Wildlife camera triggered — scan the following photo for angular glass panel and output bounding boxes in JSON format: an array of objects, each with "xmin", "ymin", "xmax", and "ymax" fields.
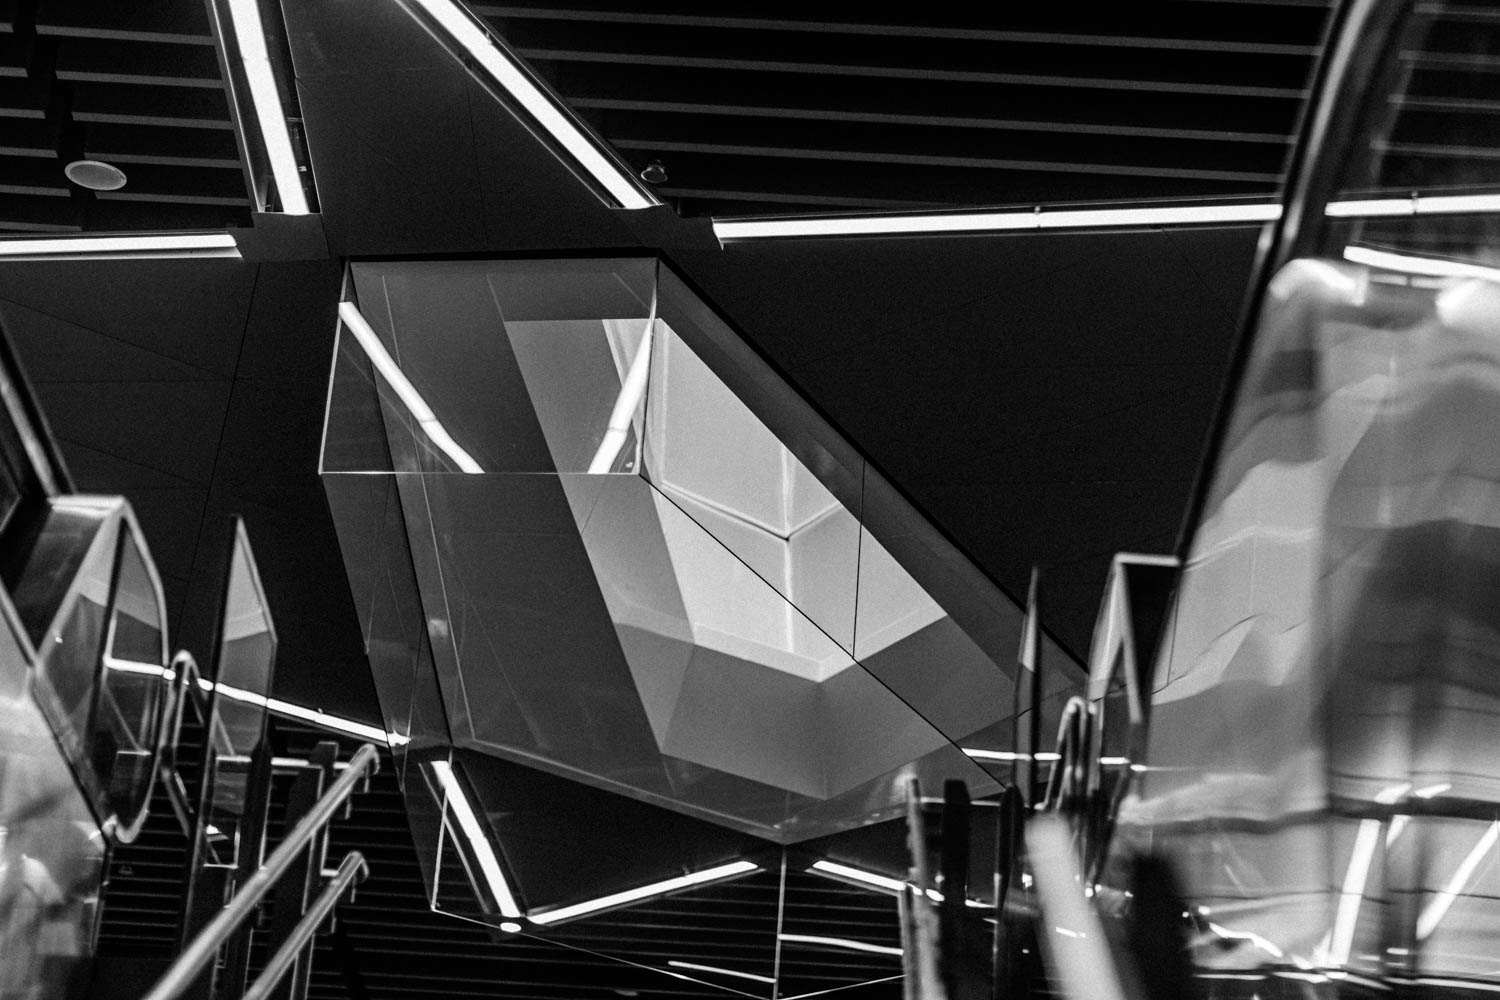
[
  {"xmin": 203, "ymin": 523, "xmax": 277, "ymax": 865},
  {"xmin": 0, "ymin": 594, "xmax": 105, "ymax": 1000},
  {"xmin": 323, "ymin": 257, "xmax": 1076, "ymax": 923},
  {"xmin": 94, "ymin": 529, "xmax": 168, "ymax": 833}
]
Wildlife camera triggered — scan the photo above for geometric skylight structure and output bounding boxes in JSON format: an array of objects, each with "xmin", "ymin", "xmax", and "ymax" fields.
[{"xmin": 321, "ymin": 257, "xmax": 1077, "ymax": 844}]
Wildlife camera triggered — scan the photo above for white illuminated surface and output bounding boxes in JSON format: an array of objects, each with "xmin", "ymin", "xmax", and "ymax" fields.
[
  {"xmin": 338, "ymin": 302, "xmax": 484, "ymax": 474},
  {"xmin": 528, "ymin": 860, "xmax": 759, "ymax": 925},
  {"xmin": 431, "ymin": 759, "xmax": 523, "ymax": 918},
  {"xmin": 225, "ymin": 0, "xmax": 309, "ymax": 215},
  {"xmin": 408, "ymin": 0, "xmax": 656, "ymax": 210},
  {"xmin": 0, "ymin": 233, "xmax": 239, "ymax": 259}
]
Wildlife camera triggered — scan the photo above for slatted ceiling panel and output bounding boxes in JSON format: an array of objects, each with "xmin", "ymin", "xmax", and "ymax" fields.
[
  {"xmin": 31, "ymin": 0, "xmax": 215, "ymax": 42},
  {"xmin": 83, "ymin": 123, "xmax": 242, "ymax": 169},
  {"xmin": 0, "ymin": 118, "xmax": 53, "ymax": 156},
  {"xmin": 0, "ymin": 0, "xmax": 254, "ymax": 233},
  {"xmin": 69, "ymin": 82, "xmax": 236, "ymax": 130},
  {"xmin": 53, "ymin": 37, "xmax": 225, "ymax": 88},
  {"xmin": 479, "ymin": 0, "xmax": 1332, "ymax": 217}
]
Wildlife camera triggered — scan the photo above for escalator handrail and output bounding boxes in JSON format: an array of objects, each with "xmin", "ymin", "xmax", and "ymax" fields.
[
  {"xmin": 140, "ymin": 741, "xmax": 380, "ymax": 1000},
  {"xmin": 241, "ymin": 850, "xmax": 369, "ymax": 1000}
]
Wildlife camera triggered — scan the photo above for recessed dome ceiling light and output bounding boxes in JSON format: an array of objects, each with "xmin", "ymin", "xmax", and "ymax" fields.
[{"xmin": 64, "ymin": 159, "xmax": 127, "ymax": 192}]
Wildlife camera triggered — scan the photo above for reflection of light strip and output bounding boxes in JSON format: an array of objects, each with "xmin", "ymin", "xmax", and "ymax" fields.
[
  {"xmin": 529, "ymin": 860, "xmax": 759, "ymax": 925},
  {"xmin": 1415, "ymin": 782, "xmax": 1452, "ymax": 799},
  {"xmin": 963, "ymin": 749, "xmax": 1061, "ymax": 762},
  {"xmin": 586, "ymin": 325, "xmax": 653, "ymax": 474},
  {"xmin": 808, "ymin": 860, "xmax": 985, "ymax": 908},
  {"xmin": 1344, "ymin": 245, "xmax": 1500, "ymax": 282},
  {"xmin": 714, "ymin": 202, "xmax": 1281, "ymax": 241},
  {"xmin": 0, "ymin": 233, "xmax": 240, "ymax": 260},
  {"xmin": 1324, "ymin": 783, "xmax": 1409, "ymax": 965},
  {"xmin": 810, "ymin": 860, "xmax": 908, "ymax": 894},
  {"xmin": 225, "ymin": 0, "xmax": 308, "ymax": 215},
  {"xmin": 430, "ymin": 759, "xmax": 522, "ymax": 918},
  {"xmin": 1417, "ymin": 821, "xmax": 1500, "ymax": 941},
  {"xmin": 1207, "ymin": 922, "xmax": 1284, "ymax": 960},
  {"xmin": 104, "ymin": 659, "xmax": 177, "ymax": 680},
  {"xmin": 203, "ymin": 678, "xmax": 409, "ymax": 746},
  {"xmin": 667, "ymin": 961, "xmax": 775, "ymax": 984},
  {"xmin": 778, "ymin": 934, "xmax": 902, "ymax": 957},
  {"xmin": 338, "ymin": 302, "xmax": 483, "ymax": 474},
  {"xmin": 406, "ymin": 0, "xmax": 656, "ymax": 210}
]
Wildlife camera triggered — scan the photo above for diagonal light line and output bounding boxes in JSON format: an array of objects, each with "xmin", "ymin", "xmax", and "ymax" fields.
[
  {"xmin": 338, "ymin": 301, "xmax": 483, "ymax": 474},
  {"xmin": 431, "ymin": 759, "xmax": 522, "ymax": 918}
]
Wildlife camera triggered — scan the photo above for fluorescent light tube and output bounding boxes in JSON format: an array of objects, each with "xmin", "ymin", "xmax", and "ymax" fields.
[
  {"xmin": 713, "ymin": 202, "xmax": 1282, "ymax": 241},
  {"xmin": 712, "ymin": 184, "xmax": 1500, "ymax": 243},
  {"xmin": 338, "ymin": 301, "xmax": 484, "ymax": 474},
  {"xmin": 430, "ymin": 759, "xmax": 523, "ymax": 918},
  {"xmin": 1326, "ymin": 192, "xmax": 1500, "ymax": 218},
  {"xmin": 225, "ymin": 0, "xmax": 308, "ymax": 215},
  {"xmin": 406, "ymin": 0, "xmax": 657, "ymax": 210},
  {"xmin": 0, "ymin": 233, "xmax": 240, "ymax": 260},
  {"xmin": 778, "ymin": 934, "xmax": 903, "ymax": 957},
  {"xmin": 528, "ymin": 860, "xmax": 758, "ymax": 925}
]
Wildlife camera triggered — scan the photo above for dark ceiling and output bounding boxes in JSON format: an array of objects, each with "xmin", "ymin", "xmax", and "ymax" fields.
[
  {"xmin": 479, "ymin": 1, "xmax": 1329, "ymax": 216},
  {"xmin": 0, "ymin": 1, "xmax": 1325, "ymax": 998}
]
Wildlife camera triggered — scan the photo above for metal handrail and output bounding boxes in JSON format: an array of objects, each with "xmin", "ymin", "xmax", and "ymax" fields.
[
  {"xmin": 242, "ymin": 851, "xmax": 369, "ymax": 1000},
  {"xmin": 141, "ymin": 742, "xmax": 380, "ymax": 1000}
]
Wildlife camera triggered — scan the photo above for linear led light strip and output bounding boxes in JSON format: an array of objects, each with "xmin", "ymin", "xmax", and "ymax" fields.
[
  {"xmin": 430, "ymin": 759, "xmax": 524, "ymax": 922},
  {"xmin": 407, "ymin": 0, "xmax": 657, "ymax": 210},
  {"xmin": 713, "ymin": 191, "xmax": 1500, "ymax": 241},
  {"xmin": 0, "ymin": 233, "xmax": 240, "ymax": 260},
  {"xmin": 528, "ymin": 860, "xmax": 760, "ymax": 925},
  {"xmin": 225, "ymin": 0, "xmax": 309, "ymax": 215},
  {"xmin": 199, "ymin": 676, "xmax": 408, "ymax": 746},
  {"xmin": 338, "ymin": 301, "xmax": 484, "ymax": 473},
  {"xmin": 714, "ymin": 202, "xmax": 1284, "ymax": 241}
]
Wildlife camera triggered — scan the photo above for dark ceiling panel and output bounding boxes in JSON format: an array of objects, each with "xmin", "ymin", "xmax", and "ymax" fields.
[
  {"xmin": 283, "ymin": 0, "xmax": 642, "ymax": 256},
  {"xmin": 479, "ymin": 0, "xmax": 1332, "ymax": 216}
]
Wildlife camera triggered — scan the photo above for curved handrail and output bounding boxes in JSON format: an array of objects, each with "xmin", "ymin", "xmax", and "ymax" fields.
[
  {"xmin": 141, "ymin": 741, "xmax": 380, "ymax": 1000},
  {"xmin": 242, "ymin": 851, "xmax": 369, "ymax": 1000}
]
